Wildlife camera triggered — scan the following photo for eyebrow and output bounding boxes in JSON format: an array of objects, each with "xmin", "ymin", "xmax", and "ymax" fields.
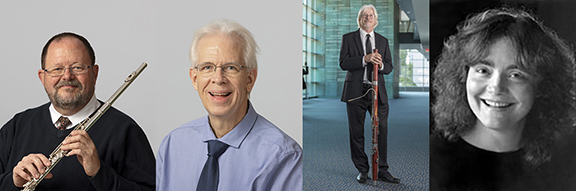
[
  {"xmin": 49, "ymin": 61, "xmax": 84, "ymax": 67},
  {"xmin": 476, "ymin": 59, "xmax": 493, "ymax": 67},
  {"xmin": 199, "ymin": 62, "xmax": 241, "ymax": 65},
  {"xmin": 476, "ymin": 59, "xmax": 522, "ymax": 70}
]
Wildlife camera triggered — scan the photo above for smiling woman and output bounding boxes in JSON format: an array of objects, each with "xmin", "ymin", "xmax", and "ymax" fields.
[
  {"xmin": 430, "ymin": 8, "xmax": 576, "ymax": 190},
  {"xmin": 464, "ymin": 38, "xmax": 537, "ymax": 152}
]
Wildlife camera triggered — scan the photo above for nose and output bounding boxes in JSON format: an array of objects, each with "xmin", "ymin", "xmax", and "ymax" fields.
[
  {"xmin": 486, "ymin": 73, "xmax": 506, "ymax": 94},
  {"xmin": 210, "ymin": 67, "xmax": 227, "ymax": 84},
  {"xmin": 60, "ymin": 67, "xmax": 75, "ymax": 80}
]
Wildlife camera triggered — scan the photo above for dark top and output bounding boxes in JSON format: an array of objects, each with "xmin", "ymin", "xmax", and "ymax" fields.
[
  {"xmin": 339, "ymin": 29, "xmax": 393, "ymax": 104},
  {"xmin": 0, "ymin": 102, "xmax": 155, "ymax": 191},
  {"xmin": 430, "ymin": 134, "xmax": 529, "ymax": 190},
  {"xmin": 303, "ymin": 66, "xmax": 308, "ymax": 89}
]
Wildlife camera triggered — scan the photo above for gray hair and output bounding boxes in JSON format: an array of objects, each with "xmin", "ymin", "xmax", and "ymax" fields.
[
  {"xmin": 189, "ymin": 19, "xmax": 259, "ymax": 70},
  {"xmin": 357, "ymin": 4, "xmax": 379, "ymax": 29}
]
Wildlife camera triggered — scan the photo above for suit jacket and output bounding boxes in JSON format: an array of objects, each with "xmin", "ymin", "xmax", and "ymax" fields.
[{"xmin": 339, "ymin": 29, "xmax": 393, "ymax": 104}]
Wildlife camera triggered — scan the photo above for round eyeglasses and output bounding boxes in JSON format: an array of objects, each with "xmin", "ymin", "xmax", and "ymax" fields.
[
  {"xmin": 362, "ymin": 14, "xmax": 375, "ymax": 19},
  {"xmin": 43, "ymin": 64, "xmax": 93, "ymax": 77},
  {"xmin": 194, "ymin": 63, "xmax": 247, "ymax": 76}
]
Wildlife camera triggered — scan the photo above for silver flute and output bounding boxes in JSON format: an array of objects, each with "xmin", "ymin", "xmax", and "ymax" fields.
[{"xmin": 22, "ymin": 62, "xmax": 148, "ymax": 191}]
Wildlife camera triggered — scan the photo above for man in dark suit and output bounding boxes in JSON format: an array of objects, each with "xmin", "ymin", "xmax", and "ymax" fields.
[{"xmin": 339, "ymin": 4, "xmax": 399, "ymax": 184}]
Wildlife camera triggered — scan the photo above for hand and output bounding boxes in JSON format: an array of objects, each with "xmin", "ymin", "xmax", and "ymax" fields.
[
  {"xmin": 12, "ymin": 154, "xmax": 53, "ymax": 188},
  {"xmin": 364, "ymin": 53, "xmax": 383, "ymax": 67},
  {"xmin": 61, "ymin": 130, "xmax": 101, "ymax": 177},
  {"xmin": 375, "ymin": 62, "xmax": 383, "ymax": 70}
]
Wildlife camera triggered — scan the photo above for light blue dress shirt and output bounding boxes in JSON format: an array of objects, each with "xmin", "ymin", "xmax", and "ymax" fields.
[{"xmin": 156, "ymin": 102, "xmax": 303, "ymax": 191}]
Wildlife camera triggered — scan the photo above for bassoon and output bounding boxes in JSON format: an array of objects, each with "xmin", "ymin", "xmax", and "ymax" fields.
[
  {"xmin": 371, "ymin": 49, "xmax": 379, "ymax": 184},
  {"xmin": 21, "ymin": 62, "xmax": 148, "ymax": 191}
]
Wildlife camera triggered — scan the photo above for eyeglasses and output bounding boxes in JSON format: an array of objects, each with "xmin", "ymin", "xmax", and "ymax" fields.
[
  {"xmin": 43, "ymin": 64, "xmax": 93, "ymax": 77},
  {"xmin": 194, "ymin": 63, "xmax": 247, "ymax": 76},
  {"xmin": 362, "ymin": 14, "xmax": 375, "ymax": 19}
]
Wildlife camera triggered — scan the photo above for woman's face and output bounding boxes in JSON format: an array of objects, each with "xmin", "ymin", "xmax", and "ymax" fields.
[{"xmin": 466, "ymin": 38, "xmax": 536, "ymax": 130}]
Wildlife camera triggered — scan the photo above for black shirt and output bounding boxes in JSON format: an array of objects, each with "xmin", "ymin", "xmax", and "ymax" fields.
[
  {"xmin": 431, "ymin": 134, "xmax": 528, "ymax": 190},
  {"xmin": 0, "ymin": 102, "xmax": 155, "ymax": 191}
]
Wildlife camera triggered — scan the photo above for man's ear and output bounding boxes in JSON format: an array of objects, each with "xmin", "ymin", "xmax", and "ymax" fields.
[
  {"xmin": 92, "ymin": 64, "xmax": 99, "ymax": 82},
  {"xmin": 190, "ymin": 67, "xmax": 199, "ymax": 90},
  {"xmin": 246, "ymin": 68, "xmax": 257, "ymax": 93},
  {"xmin": 38, "ymin": 69, "xmax": 45, "ymax": 84}
]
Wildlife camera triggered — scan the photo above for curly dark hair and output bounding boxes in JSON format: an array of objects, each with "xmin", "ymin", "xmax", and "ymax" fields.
[{"xmin": 432, "ymin": 7, "xmax": 576, "ymax": 165}]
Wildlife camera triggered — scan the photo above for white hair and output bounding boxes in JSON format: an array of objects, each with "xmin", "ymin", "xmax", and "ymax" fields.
[
  {"xmin": 189, "ymin": 19, "xmax": 259, "ymax": 70},
  {"xmin": 357, "ymin": 4, "xmax": 379, "ymax": 29}
]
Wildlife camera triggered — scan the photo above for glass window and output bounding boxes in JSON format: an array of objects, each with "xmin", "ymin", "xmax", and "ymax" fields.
[
  {"xmin": 400, "ymin": 49, "xmax": 429, "ymax": 88},
  {"xmin": 304, "ymin": 0, "xmax": 399, "ymax": 97}
]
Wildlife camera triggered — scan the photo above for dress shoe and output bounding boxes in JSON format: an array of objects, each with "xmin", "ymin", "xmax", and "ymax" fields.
[
  {"xmin": 378, "ymin": 172, "xmax": 400, "ymax": 184},
  {"xmin": 356, "ymin": 172, "xmax": 369, "ymax": 183}
]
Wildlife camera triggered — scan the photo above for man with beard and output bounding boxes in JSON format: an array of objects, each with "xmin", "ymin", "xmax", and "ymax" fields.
[
  {"xmin": 339, "ymin": 4, "xmax": 399, "ymax": 184},
  {"xmin": 0, "ymin": 32, "xmax": 155, "ymax": 191}
]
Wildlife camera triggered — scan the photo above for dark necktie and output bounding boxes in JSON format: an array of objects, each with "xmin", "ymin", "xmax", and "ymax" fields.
[
  {"xmin": 56, "ymin": 116, "xmax": 71, "ymax": 130},
  {"xmin": 366, "ymin": 34, "xmax": 373, "ymax": 81},
  {"xmin": 366, "ymin": 34, "xmax": 372, "ymax": 55},
  {"xmin": 196, "ymin": 140, "xmax": 229, "ymax": 191}
]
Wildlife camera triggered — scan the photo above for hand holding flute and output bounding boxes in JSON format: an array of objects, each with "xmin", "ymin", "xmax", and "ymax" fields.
[
  {"xmin": 61, "ymin": 130, "xmax": 101, "ymax": 177},
  {"xmin": 12, "ymin": 130, "xmax": 100, "ymax": 187},
  {"xmin": 12, "ymin": 154, "xmax": 53, "ymax": 188}
]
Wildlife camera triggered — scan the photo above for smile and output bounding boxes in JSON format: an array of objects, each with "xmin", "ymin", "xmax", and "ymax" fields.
[
  {"xmin": 482, "ymin": 99, "xmax": 513, "ymax": 108},
  {"xmin": 209, "ymin": 92, "xmax": 231, "ymax": 97},
  {"xmin": 59, "ymin": 85, "xmax": 77, "ymax": 89}
]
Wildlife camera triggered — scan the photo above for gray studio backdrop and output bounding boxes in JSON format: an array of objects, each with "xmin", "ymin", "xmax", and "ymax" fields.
[{"xmin": 0, "ymin": 0, "xmax": 302, "ymax": 155}]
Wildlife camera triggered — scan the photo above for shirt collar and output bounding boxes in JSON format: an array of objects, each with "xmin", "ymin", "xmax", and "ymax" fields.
[
  {"xmin": 49, "ymin": 95, "xmax": 101, "ymax": 129},
  {"xmin": 202, "ymin": 100, "xmax": 257, "ymax": 148},
  {"xmin": 359, "ymin": 28, "xmax": 374, "ymax": 38}
]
